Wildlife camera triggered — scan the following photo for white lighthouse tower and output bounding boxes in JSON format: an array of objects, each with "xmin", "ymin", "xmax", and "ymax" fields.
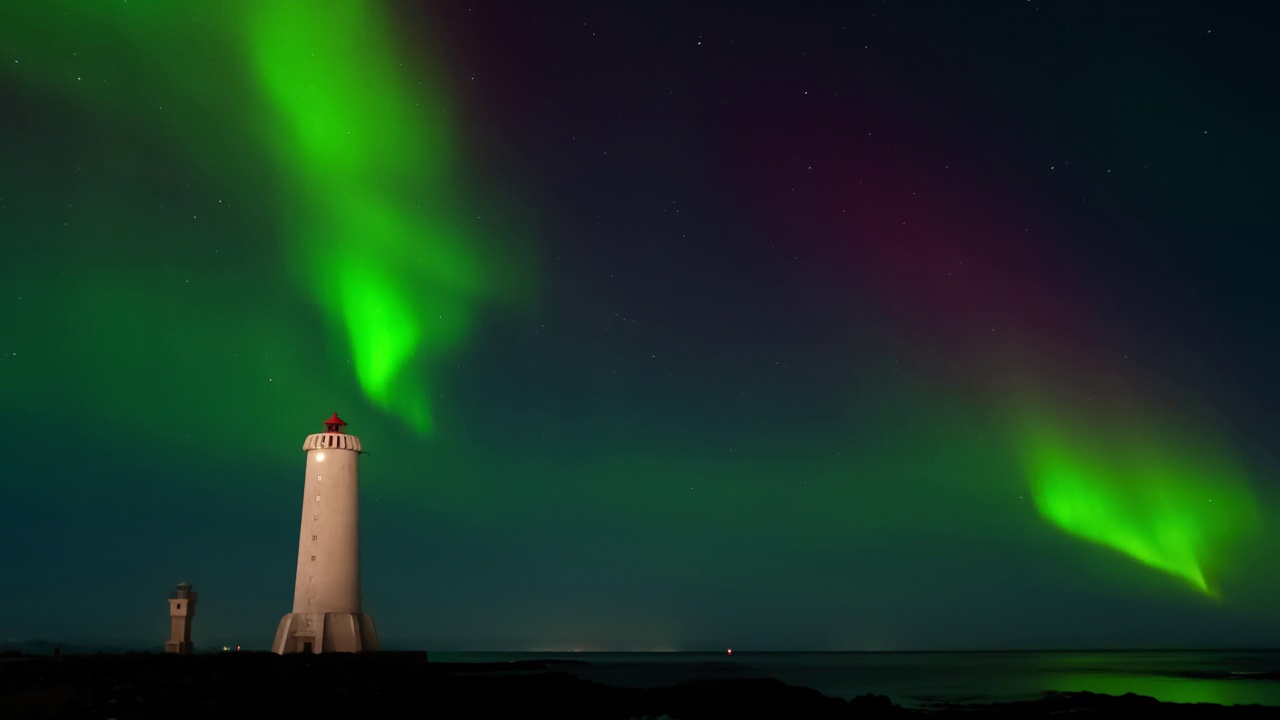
[{"xmin": 272, "ymin": 413, "xmax": 379, "ymax": 654}]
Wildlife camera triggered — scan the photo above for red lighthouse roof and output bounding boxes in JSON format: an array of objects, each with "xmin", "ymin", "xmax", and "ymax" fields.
[{"xmin": 324, "ymin": 413, "xmax": 348, "ymax": 433}]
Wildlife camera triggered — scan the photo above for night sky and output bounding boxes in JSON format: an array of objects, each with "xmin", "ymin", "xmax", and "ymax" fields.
[{"xmin": 3, "ymin": 1, "xmax": 1278, "ymax": 651}]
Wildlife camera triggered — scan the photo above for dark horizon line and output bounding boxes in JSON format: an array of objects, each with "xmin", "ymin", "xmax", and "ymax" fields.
[
  {"xmin": 11, "ymin": 639, "xmax": 1279, "ymax": 656},
  {"xmin": 423, "ymin": 647, "xmax": 1280, "ymax": 654}
]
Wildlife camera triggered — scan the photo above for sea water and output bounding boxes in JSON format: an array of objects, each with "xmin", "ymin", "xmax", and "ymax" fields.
[{"xmin": 428, "ymin": 650, "xmax": 1280, "ymax": 708}]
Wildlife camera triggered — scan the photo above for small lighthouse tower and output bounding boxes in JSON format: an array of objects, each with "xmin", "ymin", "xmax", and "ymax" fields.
[
  {"xmin": 272, "ymin": 413, "xmax": 379, "ymax": 654},
  {"xmin": 164, "ymin": 582, "xmax": 197, "ymax": 654}
]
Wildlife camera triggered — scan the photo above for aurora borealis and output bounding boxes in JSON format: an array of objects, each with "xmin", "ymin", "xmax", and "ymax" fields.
[
  {"xmin": 1018, "ymin": 406, "xmax": 1257, "ymax": 595},
  {"xmin": 2, "ymin": 2, "xmax": 1278, "ymax": 651},
  {"xmin": 247, "ymin": 0, "xmax": 522, "ymax": 432}
]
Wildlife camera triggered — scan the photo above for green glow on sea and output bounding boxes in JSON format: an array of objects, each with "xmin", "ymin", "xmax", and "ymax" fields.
[{"xmin": 1019, "ymin": 406, "xmax": 1258, "ymax": 595}]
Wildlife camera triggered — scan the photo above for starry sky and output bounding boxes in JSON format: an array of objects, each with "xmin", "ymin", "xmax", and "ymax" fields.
[{"xmin": 2, "ymin": 1, "xmax": 1279, "ymax": 651}]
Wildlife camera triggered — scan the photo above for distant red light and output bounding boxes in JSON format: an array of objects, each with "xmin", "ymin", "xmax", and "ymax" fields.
[{"xmin": 727, "ymin": 648, "xmax": 733, "ymax": 655}]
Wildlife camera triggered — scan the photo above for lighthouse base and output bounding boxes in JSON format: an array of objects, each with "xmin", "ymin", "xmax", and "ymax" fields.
[{"xmin": 272, "ymin": 612, "xmax": 379, "ymax": 654}]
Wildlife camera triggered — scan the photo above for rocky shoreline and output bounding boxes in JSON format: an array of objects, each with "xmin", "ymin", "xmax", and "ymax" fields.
[{"xmin": 2, "ymin": 652, "xmax": 1276, "ymax": 719}]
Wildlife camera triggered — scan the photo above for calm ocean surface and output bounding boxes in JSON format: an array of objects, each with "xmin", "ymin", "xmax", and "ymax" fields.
[{"xmin": 430, "ymin": 650, "xmax": 1280, "ymax": 708}]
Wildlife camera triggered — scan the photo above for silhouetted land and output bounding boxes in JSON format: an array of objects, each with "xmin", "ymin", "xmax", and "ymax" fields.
[{"xmin": 1, "ymin": 652, "xmax": 1276, "ymax": 719}]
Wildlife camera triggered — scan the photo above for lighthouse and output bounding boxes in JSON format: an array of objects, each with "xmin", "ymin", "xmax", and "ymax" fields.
[
  {"xmin": 164, "ymin": 582, "xmax": 197, "ymax": 654},
  {"xmin": 272, "ymin": 413, "xmax": 379, "ymax": 654}
]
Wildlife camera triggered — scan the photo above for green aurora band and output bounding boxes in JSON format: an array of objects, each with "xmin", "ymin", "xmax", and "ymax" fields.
[
  {"xmin": 246, "ymin": 0, "xmax": 492, "ymax": 432},
  {"xmin": 0, "ymin": 0, "xmax": 519, "ymax": 435},
  {"xmin": 1017, "ymin": 402, "xmax": 1259, "ymax": 596}
]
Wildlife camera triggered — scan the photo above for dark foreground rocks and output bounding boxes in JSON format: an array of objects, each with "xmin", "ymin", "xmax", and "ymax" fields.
[{"xmin": 0, "ymin": 652, "xmax": 1275, "ymax": 719}]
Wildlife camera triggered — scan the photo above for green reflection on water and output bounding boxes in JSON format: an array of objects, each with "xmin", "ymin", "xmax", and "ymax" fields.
[
  {"xmin": 1044, "ymin": 672, "xmax": 1278, "ymax": 706},
  {"xmin": 1041, "ymin": 652, "xmax": 1278, "ymax": 707}
]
